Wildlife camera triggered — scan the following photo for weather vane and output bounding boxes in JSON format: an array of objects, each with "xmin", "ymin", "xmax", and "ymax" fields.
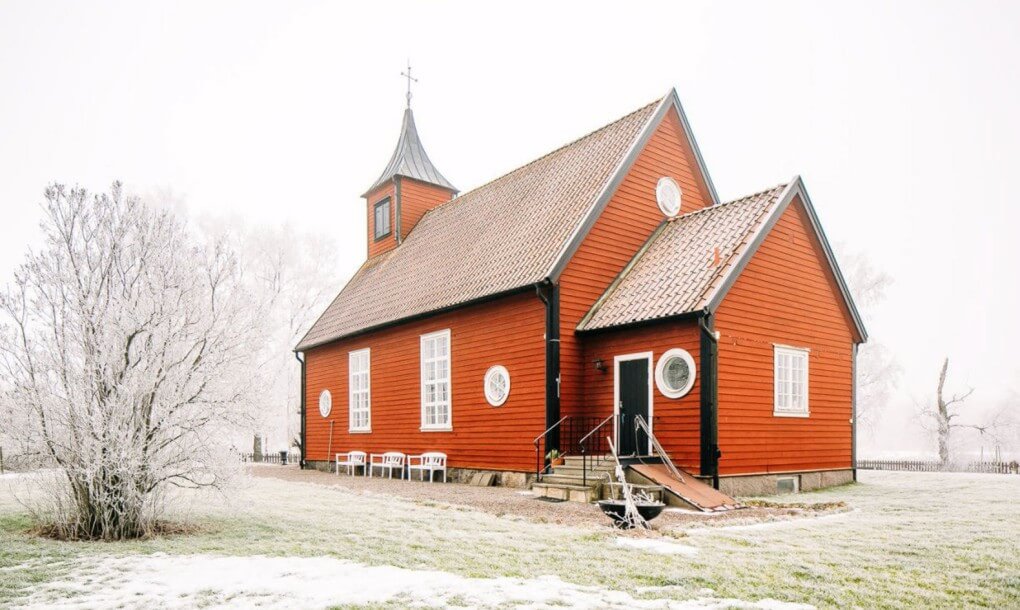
[{"xmin": 401, "ymin": 60, "xmax": 418, "ymax": 108}]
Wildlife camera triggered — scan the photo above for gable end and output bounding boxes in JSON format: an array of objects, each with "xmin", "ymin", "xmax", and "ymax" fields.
[{"xmin": 706, "ymin": 177, "xmax": 867, "ymax": 343}]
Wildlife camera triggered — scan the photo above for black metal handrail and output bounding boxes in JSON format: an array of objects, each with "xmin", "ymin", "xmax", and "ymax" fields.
[
  {"xmin": 534, "ymin": 416, "xmax": 568, "ymax": 480},
  {"xmin": 533, "ymin": 416, "xmax": 604, "ymax": 481},
  {"xmin": 579, "ymin": 414, "xmax": 616, "ymax": 487}
]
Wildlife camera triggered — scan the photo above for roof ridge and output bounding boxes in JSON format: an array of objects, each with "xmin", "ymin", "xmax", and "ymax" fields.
[
  {"xmin": 418, "ymin": 98, "xmax": 661, "ymax": 217},
  {"xmin": 668, "ymin": 182, "xmax": 787, "ymax": 223}
]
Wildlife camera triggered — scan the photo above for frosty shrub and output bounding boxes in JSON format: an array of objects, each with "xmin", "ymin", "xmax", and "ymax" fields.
[{"xmin": 0, "ymin": 183, "xmax": 261, "ymax": 539}]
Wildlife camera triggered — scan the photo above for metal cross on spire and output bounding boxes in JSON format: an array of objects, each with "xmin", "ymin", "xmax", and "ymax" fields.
[{"xmin": 400, "ymin": 60, "xmax": 418, "ymax": 108}]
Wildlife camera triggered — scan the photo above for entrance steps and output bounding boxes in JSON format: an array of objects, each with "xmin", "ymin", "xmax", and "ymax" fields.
[{"xmin": 530, "ymin": 456, "xmax": 665, "ymax": 503}]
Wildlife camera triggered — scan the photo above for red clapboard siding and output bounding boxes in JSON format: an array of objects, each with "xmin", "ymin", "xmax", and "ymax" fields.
[
  {"xmin": 714, "ymin": 196, "xmax": 855, "ymax": 475},
  {"xmin": 304, "ymin": 291, "xmax": 546, "ymax": 471},
  {"xmin": 559, "ymin": 108, "xmax": 713, "ymax": 428},
  {"xmin": 580, "ymin": 320, "xmax": 702, "ymax": 472},
  {"xmin": 398, "ymin": 177, "xmax": 455, "ymax": 241}
]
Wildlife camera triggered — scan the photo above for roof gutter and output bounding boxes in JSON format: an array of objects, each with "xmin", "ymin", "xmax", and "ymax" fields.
[{"xmin": 295, "ymin": 284, "xmax": 536, "ymax": 352}]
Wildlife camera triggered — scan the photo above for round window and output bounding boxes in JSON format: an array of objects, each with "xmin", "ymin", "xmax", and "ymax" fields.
[
  {"xmin": 655, "ymin": 177, "xmax": 682, "ymax": 217},
  {"xmin": 484, "ymin": 365, "xmax": 510, "ymax": 407},
  {"xmin": 655, "ymin": 349, "xmax": 696, "ymax": 398},
  {"xmin": 318, "ymin": 389, "xmax": 332, "ymax": 418}
]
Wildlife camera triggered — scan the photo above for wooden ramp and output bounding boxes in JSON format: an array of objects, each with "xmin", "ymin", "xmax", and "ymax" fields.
[{"xmin": 630, "ymin": 464, "xmax": 742, "ymax": 512}]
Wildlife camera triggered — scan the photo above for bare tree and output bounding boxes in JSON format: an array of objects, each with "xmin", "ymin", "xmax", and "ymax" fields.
[
  {"xmin": 921, "ymin": 357, "xmax": 975, "ymax": 465},
  {"xmin": 0, "ymin": 183, "xmax": 261, "ymax": 539}
]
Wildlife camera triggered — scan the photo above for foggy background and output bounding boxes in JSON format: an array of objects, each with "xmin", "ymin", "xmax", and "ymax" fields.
[{"xmin": 1, "ymin": 0, "xmax": 1017, "ymax": 458}]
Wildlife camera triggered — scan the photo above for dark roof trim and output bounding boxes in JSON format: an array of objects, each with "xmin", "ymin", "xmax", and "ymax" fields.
[
  {"xmin": 545, "ymin": 88, "xmax": 721, "ymax": 282},
  {"xmin": 294, "ymin": 283, "xmax": 537, "ymax": 352},
  {"xmin": 575, "ymin": 309, "xmax": 705, "ymax": 335},
  {"xmin": 703, "ymin": 176, "xmax": 868, "ymax": 343},
  {"xmin": 574, "ymin": 219, "xmax": 670, "ymax": 331}
]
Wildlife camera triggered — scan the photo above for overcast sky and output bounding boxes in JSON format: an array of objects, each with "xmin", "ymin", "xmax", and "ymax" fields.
[{"xmin": 2, "ymin": 1, "xmax": 1018, "ymax": 453}]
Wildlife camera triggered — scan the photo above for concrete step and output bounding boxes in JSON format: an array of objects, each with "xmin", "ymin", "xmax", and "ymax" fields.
[
  {"xmin": 540, "ymin": 473, "xmax": 608, "ymax": 486},
  {"xmin": 532, "ymin": 481, "xmax": 600, "ymax": 503},
  {"xmin": 562, "ymin": 455, "xmax": 608, "ymax": 466},
  {"xmin": 548, "ymin": 464, "xmax": 614, "ymax": 478}
]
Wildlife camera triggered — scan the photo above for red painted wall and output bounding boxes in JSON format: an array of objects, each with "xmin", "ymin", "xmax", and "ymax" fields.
[
  {"xmin": 304, "ymin": 291, "xmax": 547, "ymax": 471},
  {"xmin": 559, "ymin": 107, "xmax": 714, "ymax": 427},
  {"xmin": 714, "ymin": 197, "xmax": 856, "ymax": 475},
  {"xmin": 580, "ymin": 320, "xmax": 702, "ymax": 472},
  {"xmin": 398, "ymin": 177, "xmax": 455, "ymax": 241}
]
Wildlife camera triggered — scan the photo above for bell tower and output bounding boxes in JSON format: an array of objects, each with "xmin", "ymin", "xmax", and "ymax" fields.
[{"xmin": 362, "ymin": 63, "xmax": 457, "ymax": 258}]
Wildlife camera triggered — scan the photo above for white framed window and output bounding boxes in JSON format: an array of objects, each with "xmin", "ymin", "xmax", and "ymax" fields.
[
  {"xmin": 655, "ymin": 176, "xmax": 682, "ymax": 217},
  {"xmin": 348, "ymin": 348, "xmax": 371, "ymax": 432},
  {"xmin": 318, "ymin": 389, "xmax": 332, "ymax": 418},
  {"xmin": 420, "ymin": 329, "xmax": 451, "ymax": 430},
  {"xmin": 774, "ymin": 345, "xmax": 809, "ymax": 417},
  {"xmin": 484, "ymin": 365, "xmax": 510, "ymax": 407},
  {"xmin": 655, "ymin": 348, "xmax": 696, "ymax": 398}
]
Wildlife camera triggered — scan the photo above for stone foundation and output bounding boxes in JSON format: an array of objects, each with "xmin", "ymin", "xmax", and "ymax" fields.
[
  {"xmin": 302, "ymin": 461, "xmax": 534, "ymax": 488},
  {"xmin": 716, "ymin": 469, "xmax": 855, "ymax": 497}
]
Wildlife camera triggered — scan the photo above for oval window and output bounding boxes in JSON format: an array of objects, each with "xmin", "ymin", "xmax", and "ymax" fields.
[
  {"xmin": 655, "ymin": 177, "xmax": 682, "ymax": 217},
  {"xmin": 318, "ymin": 389, "xmax": 332, "ymax": 418},
  {"xmin": 484, "ymin": 365, "xmax": 510, "ymax": 407},
  {"xmin": 655, "ymin": 349, "xmax": 696, "ymax": 398}
]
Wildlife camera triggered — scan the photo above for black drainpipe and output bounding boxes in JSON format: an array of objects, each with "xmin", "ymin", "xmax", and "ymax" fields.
[
  {"xmin": 851, "ymin": 343, "xmax": 858, "ymax": 482},
  {"xmin": 294, "ymin": 351, "xmax": 307, "ymax": 469},
  {"xmin": 699, "ymin": 312, "xmax": 720, "ymax": 489},
  {"xmin": 536, "ymin": 281, "xmax": 561, "ymax": 455}
]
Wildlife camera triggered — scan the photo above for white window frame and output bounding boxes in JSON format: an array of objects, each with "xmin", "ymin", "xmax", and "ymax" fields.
[
  {"xmin": 484, "ymin": 365, "xmax": 510, "ymax": 407},
  {"xmin": 612, "ymin": 351, "xmax": 655, "ymax": 456},
  {"xmin": 420, "ymin": 329, "xmax": 452, "ymax": 431},
  {"xmin": 318, "ymin": 389, "xmax": 332, "ymax": 418},
  {"xmin": 348, "ymin": 348, "xmax": 371, "ymax": 432},
  {"xmin": 655, "ymin": 348, "xmax": 696, "ymax": 399},
  {"xmin": 774, "ymin": 345, "xmax": 810, "ymax": 417},
  {"xmin": 373, "ymin": 198, "xmax": 391, "ymax": 240}
]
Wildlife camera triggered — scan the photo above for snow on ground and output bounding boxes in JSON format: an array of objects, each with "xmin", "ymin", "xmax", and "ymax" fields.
[
  {"xmin": 615, "ymin": 536, "xmax": 699, "ymax": 556},
  {"xmin": 2, "ymin": 470, "xmax": 1018, "ymax": 608},
  {"xmin": 14, "ymin": 553, "xmax": 810, "ymax": 610}
]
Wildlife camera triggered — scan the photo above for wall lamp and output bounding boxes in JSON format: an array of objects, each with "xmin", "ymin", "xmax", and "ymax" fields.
[{"xmin": 593, "ymin": 358, "xmax": 606, "ymax": 372}]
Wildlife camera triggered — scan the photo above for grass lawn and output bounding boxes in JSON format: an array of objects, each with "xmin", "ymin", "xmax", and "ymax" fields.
[{"xmin": 0, "ymin": 469, "xmax": 1017, "ymax": 609}]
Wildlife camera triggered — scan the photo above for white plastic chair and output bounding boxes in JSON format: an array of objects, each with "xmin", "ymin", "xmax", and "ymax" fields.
[
  {"xmin": 408, "ymin": 452, "xmax": 447, "ymax": 483},
  {"xmin": 368, "ymin": 452, "xmax": 406, "ymax": 479},
  {"xmin": 335, "ymin": 451, "xmax": 367, "ymax": 476}
]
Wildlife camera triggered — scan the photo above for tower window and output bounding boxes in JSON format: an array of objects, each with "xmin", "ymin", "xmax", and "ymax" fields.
[{"xmin": 374, "ymin": 198, "xmax": 391, "ymax": 240}]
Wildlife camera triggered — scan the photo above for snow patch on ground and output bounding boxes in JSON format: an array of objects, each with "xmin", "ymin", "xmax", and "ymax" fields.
[
  {"xmin": 615, "ymin": 536, "xmax": 700, "ymax": 556},
  {"xmin": 15, "ymin": 553, "xmax": 811, "ymax": 610}
]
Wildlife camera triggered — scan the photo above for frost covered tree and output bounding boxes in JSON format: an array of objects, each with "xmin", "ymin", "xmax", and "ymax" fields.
[
  {"xmin": 239, "ymin": 226, "xmax": 339, "ymax": 455},
  {"xmin": 0, "ymin": 183, "xmax": 261, "ymax": 539},
  {"xmin": 839, "ymin": 247, "xmax": 900, "ymax": 434},
  {"xmin": 922, "ymin": 357, "xmax": 975, "ymax": 466}
]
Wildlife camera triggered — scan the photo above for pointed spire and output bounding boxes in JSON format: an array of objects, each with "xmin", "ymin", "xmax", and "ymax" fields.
[{"xmin": 364, "ymin": 107, "xmax": 457, "ymax": 196}]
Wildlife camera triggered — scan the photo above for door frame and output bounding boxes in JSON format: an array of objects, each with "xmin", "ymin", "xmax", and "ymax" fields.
[{"xmin": 613, "ymin": 351, "xmax": 654, "ymax": 456}]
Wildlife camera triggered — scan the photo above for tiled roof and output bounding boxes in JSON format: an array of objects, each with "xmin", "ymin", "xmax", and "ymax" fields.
[
  {"xmin": 364, "ymin": 108, "xmax": 457, "ymax": 195},
  {"xmin": 297, "ymin": 100, "xmax": 660, "ymax": 350},
  {"xmin": 577, "ymin": 183, "xmax": 789, "ymax": 332}
]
